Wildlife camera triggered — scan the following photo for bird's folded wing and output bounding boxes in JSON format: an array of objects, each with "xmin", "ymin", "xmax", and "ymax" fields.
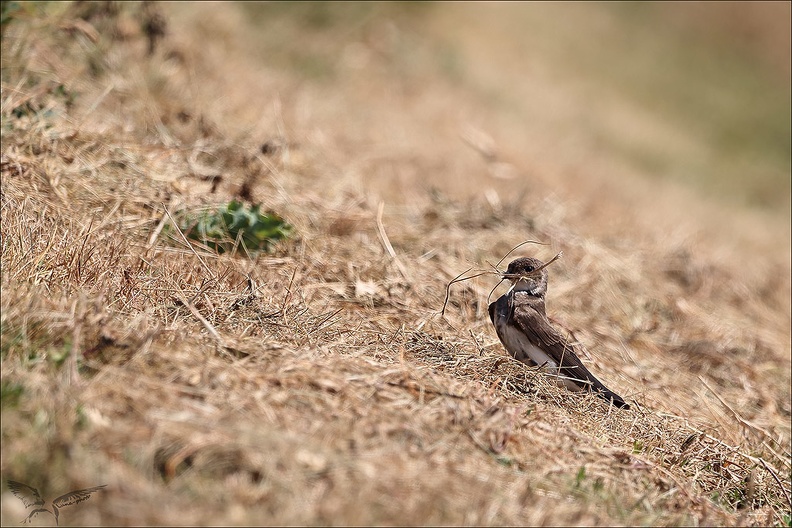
[
  {"xmin": 487, "ymin": 298, "xmax": 503, "ymax": 325},
  {"xmin": 511, "ymin": 303, "xmax": 606, "ymax": 390}
]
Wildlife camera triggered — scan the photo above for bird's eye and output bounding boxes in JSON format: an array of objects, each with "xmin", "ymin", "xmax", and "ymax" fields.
[{"xmin": 525, "ymin": 266, "xmax": 534, "ymax": 272}]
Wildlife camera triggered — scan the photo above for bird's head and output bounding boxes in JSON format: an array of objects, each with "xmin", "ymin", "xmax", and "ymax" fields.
[{"xmin": 502, "ymin": 256, "xmax": 553, "ymax": 298}]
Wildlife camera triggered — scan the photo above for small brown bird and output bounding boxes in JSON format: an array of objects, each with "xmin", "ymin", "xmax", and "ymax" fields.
[{"xmin": 488, "ymin": 257, "xmax": 630, "ymax": 409}]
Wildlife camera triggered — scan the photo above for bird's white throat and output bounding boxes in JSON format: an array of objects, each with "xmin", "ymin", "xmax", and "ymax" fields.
[{"xmin": 511, "ymin": 281, "xmax": 543, "ymax": 296}]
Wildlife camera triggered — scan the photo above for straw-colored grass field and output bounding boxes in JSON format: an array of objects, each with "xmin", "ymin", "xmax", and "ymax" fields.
[{"xmin": 2, "ymin": 2, "xmax": 790, "ymax": 526}]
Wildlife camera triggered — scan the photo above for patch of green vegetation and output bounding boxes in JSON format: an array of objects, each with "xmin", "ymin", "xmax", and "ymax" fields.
[
  {"xmin": 1, "ymin": 380, "xmax": 24, "ymax": 409},
  {"xmin": 169, "ymin": 201, "xmax": 293, "ymax": 256},
  {"xmin": 48, "ymin": 341, "xmax": 70, "ymax": 367},
  {"xmin": 7, "ymin": 82, "xmax": 73, "ymax": 126},
  {"xmin": 1, "ymin": 321, "xmax": 22, "ymax": 359},
  {"xmin": 496, "ymin": 456, "xmax": 514, "ymax": 467},
  {"xmin": 0, "ymin": 1, "xmax": 22, "ymax": 32},
  {"xmin": 1, "ymin": 320, "xmax": 72, "ymax": 368},
  {"xmin": 574, "ymin": 466, "xmax": 586, "ymax": 487},
  {"xmin": 74, "ymin": 404, "xmax": 89, "ymax": 430},
  {"xmin": 2, "ymin": 64, "xmax": 76, "ymax": 133}
]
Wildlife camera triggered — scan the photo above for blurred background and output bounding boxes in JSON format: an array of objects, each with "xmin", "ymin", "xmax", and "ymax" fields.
[{"xmin": 218, "ymin": 1, "xmax": 790, "ymax": 214}]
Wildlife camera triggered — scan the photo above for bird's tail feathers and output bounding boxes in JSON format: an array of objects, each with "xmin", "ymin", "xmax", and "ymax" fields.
[{"xmin": 595, "ymin": 387, "xmax": 630, "ymax": 409}]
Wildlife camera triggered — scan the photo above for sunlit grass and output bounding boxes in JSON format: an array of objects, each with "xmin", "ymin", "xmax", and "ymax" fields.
[{"xmin": 1, "ymin": 2, "xmax": 789, "ymax": 526}]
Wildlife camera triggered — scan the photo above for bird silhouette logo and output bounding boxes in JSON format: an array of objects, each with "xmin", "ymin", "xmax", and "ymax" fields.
[{"xmin": 7, "ymin": 480, "xmax": 106, "ymax": 526}]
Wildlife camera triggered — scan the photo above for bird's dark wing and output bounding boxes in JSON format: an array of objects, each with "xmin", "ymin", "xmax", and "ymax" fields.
[
  {"xmin": 510, "ymin": 302, "xmax": 629, "ymax": 408},
  {"xmin": 7, "ymin": 481, "xmax": 44, "ymax": 508},
  {"xmin": 52, "ymin": 485, "xmax": 106, "ymax": 509},
  {"xmin": 490, "ymin": 295, "xmax": 538, "ymax": 367},
  {"xmin": 489, "ymin": 292, "xmax": 543, "ymax": 325}
]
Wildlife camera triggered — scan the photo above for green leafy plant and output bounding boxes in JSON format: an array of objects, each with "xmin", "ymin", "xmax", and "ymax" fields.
[
  {"xmin": 0, "ymin": 380, "xmax": 24, "ymax": 409},
  {"xmin": 1, "ymin": 1, "xmax": 22, "ymax": 33},
  {"xmin": 171, "ymin": 201, "xmax": 293, "ymax": 256},
  {"xmin": 575, "ymin": 466, "xmax": 586, "ymax": 487}
]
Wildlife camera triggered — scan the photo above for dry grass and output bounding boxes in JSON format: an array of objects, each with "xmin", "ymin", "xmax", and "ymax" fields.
[{"xmin": 1, "ymin": 2, "xmax": 790, "ymax": 526}]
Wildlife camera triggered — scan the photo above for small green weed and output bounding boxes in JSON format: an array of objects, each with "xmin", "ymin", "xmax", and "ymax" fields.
[
  {"xmin": 575, "ymin": 466, "xmax": 586, "ymax": 487},
  {"xmin": 0, "ymin": 380, "xmax": 24, "ymax": 409},
  {"xmin": 0, "ymin": 1, "xmax": 22, "ymax": 32},
  {"xmin": 169, "ymin": 201, "xmax": 293, "ymax": 256},
  {"xmin": 496, "ymin": 456, "xmax": 514, "ymax": 467}
]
